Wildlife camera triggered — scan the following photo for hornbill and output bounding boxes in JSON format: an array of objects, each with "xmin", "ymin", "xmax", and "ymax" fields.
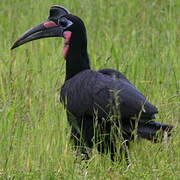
[{"xmin": 11, "ymin": 6, "xmax": 173, "ymax": 161}]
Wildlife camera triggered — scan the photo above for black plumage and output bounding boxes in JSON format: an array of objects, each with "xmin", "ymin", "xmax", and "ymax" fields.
[{"xmin": 11, "ymin": 6, "xmax": 173, "ymax": 161}]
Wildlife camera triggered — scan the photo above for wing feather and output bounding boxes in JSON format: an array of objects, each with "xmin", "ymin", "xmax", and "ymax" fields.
[{"xmin": 60, "ymin": 69, "xmax": 158, "ymax": 120}]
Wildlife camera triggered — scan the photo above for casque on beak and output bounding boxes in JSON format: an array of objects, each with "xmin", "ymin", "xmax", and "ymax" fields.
[{"xmin": 11, "ymin": 20, "xmax": 64, "ymax": 49}]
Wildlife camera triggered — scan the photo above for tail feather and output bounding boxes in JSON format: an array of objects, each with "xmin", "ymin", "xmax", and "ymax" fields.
[{"xmin": 137, "ymin": 121, "xmax": 173, "ymax": 142}]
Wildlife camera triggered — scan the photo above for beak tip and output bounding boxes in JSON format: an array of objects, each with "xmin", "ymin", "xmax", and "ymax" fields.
[
  {"xmin": 11, "ymin": 42, "xmax": 19, "ymax": 50},
  {"xmin": 11, "ymin": 46, "xmax": 15, "ymax": 50}
]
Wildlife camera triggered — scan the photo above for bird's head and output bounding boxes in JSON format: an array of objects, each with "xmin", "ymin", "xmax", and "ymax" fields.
[{"xmin": 11, "ymin": 5, "xmax": 87, "ymax": 58}]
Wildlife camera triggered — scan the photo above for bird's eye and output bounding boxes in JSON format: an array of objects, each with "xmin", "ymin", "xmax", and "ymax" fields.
[
  {"xmin": 58, "ymin": 17, "xmax": 73, "ymax": 29},
  {"xmin": 59, "ymin": 20, "xmax": 67, "ymax": 27}
]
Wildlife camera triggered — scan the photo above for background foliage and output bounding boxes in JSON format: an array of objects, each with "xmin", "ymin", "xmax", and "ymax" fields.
[{"xmin": 0, "ymin": 0, "xmax": 179, "ymax": 179}]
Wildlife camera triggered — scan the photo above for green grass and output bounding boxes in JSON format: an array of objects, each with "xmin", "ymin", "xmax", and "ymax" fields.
[{"xmin": 0, "ymin": 0, "xmax": 179, "ymax": 179}]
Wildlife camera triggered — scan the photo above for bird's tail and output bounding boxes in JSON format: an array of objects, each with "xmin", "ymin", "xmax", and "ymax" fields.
[{"xmin": 137, "ymin": 121, "xmax": 173, "ymax": 142}]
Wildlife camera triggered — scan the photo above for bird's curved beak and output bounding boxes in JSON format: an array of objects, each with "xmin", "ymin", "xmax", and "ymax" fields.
[{"xmin": 11, "ymin": 21, "xmax": 63, "ymax": 49}]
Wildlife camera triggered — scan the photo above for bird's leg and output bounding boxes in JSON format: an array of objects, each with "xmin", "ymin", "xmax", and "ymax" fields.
[
  {"xmin": 67, "ymin": 112, "xmax": 89, "ymax": 160},
  {"xmin": 68, "ymin": 114, "xmax": 95, "ymax": 161},
  {"xmin": 70, "ymin": 126, "xmax": 90, "ymax": 160}
]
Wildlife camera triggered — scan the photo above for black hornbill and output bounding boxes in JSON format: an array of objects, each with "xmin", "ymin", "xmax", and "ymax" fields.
[{"xmin": 12, "ymin": 6, "xmax": 173, "ymax": 161}]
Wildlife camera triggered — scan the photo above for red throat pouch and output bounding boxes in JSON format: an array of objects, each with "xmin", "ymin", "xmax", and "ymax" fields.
[{"xmin": 63, "ymin": 31, "xmax": 72, "ymax": 59}]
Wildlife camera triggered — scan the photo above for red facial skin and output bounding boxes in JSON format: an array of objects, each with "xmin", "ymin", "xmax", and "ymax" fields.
[
  {"xmin": 43, "ymin": 21, "xmax": 57, "ymax": 28},
  {"xmin": 43, "ymin": 22, "xmax": 71, "ymax": 59},
  {"xmin": 63, "ymin": 31, "xmax": 72, "ymax": 59}
]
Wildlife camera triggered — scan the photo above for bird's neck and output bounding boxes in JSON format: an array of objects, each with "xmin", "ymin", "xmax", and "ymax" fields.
[
  {"xmin": 64, "ymin": 31, "xmax": 90, "ymax": 81},
  {"xmin": 65, "ymin": 52, "xmax": 90, "ymax": 80}
]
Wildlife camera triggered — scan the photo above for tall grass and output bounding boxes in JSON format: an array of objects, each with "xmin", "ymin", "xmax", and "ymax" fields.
[{"xmin": 0, "ymin": 0, "xmax": 179, "ymax": 179}]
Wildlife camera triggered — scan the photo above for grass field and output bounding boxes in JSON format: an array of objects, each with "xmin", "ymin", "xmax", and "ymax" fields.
[{"xmin": 0, "ymin": 0, "xmax": 179, "ymax": 179}]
